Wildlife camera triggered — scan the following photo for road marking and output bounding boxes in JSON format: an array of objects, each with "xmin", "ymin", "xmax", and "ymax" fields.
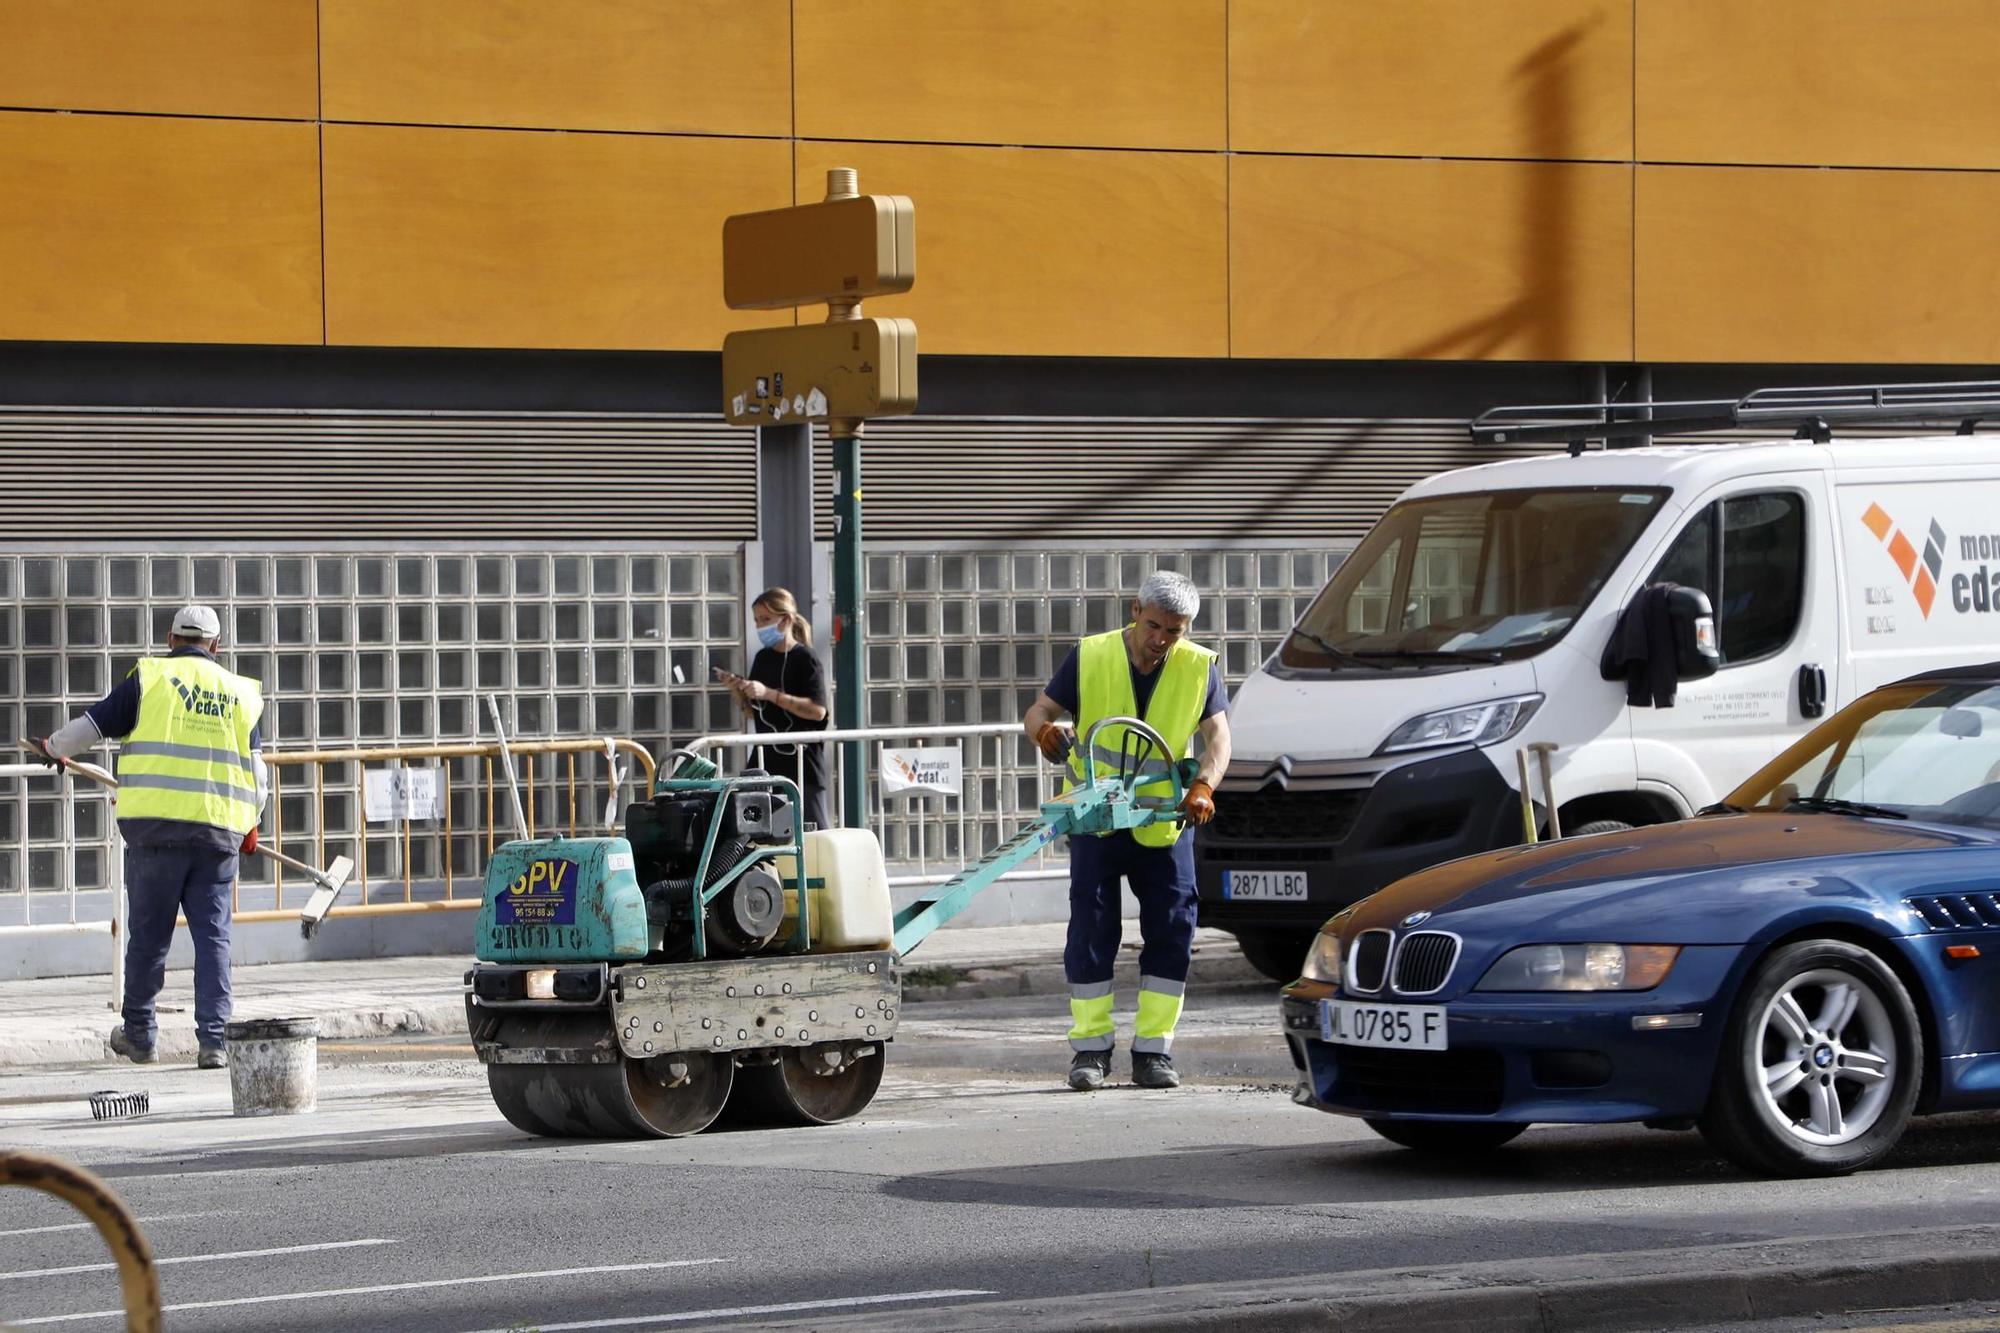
[
  {"xmin": 11, "ymin": 1258, "xmax": 729, "ymax": 1326},
  {"xmin": 456, "ymin": 1288, "xmax": 998, "ymax": 1332},
  {"xmin": 0, "ymin": 1211, "xmax": 222, "ymax": 1239},
  {"xmin": 2, "ymin": 1237, "xmax": 396, "ymax": 1281}
]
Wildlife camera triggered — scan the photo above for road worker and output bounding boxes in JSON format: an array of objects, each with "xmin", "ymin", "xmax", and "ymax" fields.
[
  {"xmin": 1022, "ymin": 570, "xmax": 1231, "ymax": 1090},
  {"xmin": 32, "ymin": 605, "xmax": 268, "ymax": 1069}
]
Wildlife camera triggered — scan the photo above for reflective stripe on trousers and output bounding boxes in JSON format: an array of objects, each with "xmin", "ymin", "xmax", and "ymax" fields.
[{"xmin": 1067, "ymin": 980, "xmax": 1115, "ymax": 1052}]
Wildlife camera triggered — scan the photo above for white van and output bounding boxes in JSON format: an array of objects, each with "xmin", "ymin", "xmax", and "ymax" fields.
[{"xmin": 1197, "ymin": 384, "xmax": 2000, "ymax": 980}]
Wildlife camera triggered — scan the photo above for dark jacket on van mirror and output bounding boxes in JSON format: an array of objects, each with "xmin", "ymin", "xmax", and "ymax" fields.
[{"xmin": 1601, "ymin": 583, "xmax": 1719, "ymax": 707}]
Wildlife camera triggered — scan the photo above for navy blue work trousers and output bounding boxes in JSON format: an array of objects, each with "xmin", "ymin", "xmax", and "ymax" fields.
[
  {"xmin": 1063, "ymin": 831, "xmax": 1198, "ymax": 986},
  {"xmin": 123, "ymin": 842, "xmax": 237, "ymax": 1049}
]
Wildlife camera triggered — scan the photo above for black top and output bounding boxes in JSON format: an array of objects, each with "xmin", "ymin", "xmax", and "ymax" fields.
[{"xmin": 748, "ymin": 643, "xmax": 829, "ymax": 796}]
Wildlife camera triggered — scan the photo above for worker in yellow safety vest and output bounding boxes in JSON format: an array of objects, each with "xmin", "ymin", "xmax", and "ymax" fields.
[
  {"xmin": 33, "ymin": 605, "xmax": 267, "ymax": 1070},
  {"xmin": 1022, "ymin": 571, "xmax": 1232, "ymax": 1090}
]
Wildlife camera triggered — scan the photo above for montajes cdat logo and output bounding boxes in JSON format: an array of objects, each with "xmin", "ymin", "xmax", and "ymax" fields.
[{"xmin": 1860, "ymin": 502, "xmax": 1945, "ymax": 618}]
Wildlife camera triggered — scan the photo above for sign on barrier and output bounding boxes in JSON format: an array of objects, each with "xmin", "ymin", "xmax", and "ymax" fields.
[
  {"xmin": 880, "ymin": 745, "xmax": 962, "ymax": 798},
  {"xmin": 363, "ymin": 768, "xmax": 442, "ymax": 823}
]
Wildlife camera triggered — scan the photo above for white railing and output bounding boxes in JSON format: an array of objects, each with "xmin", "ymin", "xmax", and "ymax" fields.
[
  {"xmin": 0, "ymin": 760, "xmax": 124, "ymax": 1005},
  {"xmin": 679, "ymin": 722, "xmax": 1069, "ymax": 885}
]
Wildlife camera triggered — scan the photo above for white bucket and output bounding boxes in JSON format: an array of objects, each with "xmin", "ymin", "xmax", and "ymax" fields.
[{"xmin": 223, "ymin": 1017, "xmax": 319, "ymax": 1116}]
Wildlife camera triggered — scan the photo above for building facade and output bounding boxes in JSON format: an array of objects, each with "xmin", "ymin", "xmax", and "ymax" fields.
[{"xmin": 4, "ymin": 1, "xmax": 1999, "ymax": 899}]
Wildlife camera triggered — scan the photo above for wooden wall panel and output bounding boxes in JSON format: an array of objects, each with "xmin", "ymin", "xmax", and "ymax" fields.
[
  {"xmin": 0, "ymin": 112, "xmax": 321, "ymax": 345},
  {"xmin": 794, "ymin": 0, "xmax": 1225, "ymax": 150},
  {"xmin": 323, "ymin": 125, "xmax": 791, "ymax": 350},
  {"xmin": 1639, "ymin": 1, "xmax": 2000, "ymax": 170},
  {"xmin": 794, "ymin": 143, "xmax": 1226, "ymax": 359},
  {"xmin": 1230, "ymin": 0, "xmax": 1631, "ymax": 160},
  {"xmin": 0, "ymin": 0, "xmax": 316, "ymax": 119},
  {"xmin": 321, "ymin": 0, "xmax": 790, "ymax": 136},
  {"xmin": 1232, "ymin": 155, "xmax": 1632, "ymax": 362},
  {"xmin": 1636, "ymin": 165, "xmax": 2000, "ymax": 365}
]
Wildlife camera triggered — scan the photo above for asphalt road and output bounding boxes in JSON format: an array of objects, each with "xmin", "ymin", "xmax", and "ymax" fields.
[{"xmin": 8, "ymin": 984, "xmax": 2000, "ymax": 1331}]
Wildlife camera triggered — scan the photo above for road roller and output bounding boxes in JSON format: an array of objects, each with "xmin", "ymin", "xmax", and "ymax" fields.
[{"xmin": 465, "ymin": 717, "xmax": 1193, "ymax": 1137}]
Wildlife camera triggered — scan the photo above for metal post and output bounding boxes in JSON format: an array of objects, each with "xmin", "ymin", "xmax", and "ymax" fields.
[
  {"xmin": 832, "ymin": 422, "xmax": 866, "ymax": 828},
  {"xmin": 756, "ymin": 422, "xmax": 816, "ymax": 612}
]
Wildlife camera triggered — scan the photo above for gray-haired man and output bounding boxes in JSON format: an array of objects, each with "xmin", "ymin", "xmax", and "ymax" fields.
[{"xmin": 1022, "ymin": 571, "xmax": 1232, "ymax": 1091}]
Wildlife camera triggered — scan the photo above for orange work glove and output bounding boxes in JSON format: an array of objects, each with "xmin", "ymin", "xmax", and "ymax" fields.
[
  {"xmin": 241, "ymin": 827, "xmax": 259, "ymax": 855},
  {"xmin": 1034, "ymin": 722, "xmax": 1074, "ymax": 765},
  {"xmin": 1179, "ymin": 779, "xmax": 1215, "ymax": 825}
]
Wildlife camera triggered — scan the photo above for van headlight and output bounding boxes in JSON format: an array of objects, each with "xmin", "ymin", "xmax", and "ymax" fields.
[
  {"xmin": 1376, "ymin": 694, "xmax": 1543, "ymax": 755},
  {"xmin": 1475, "ymin": 943, "xmax": 1680, "ymax": 992},
  {"xmin": 1301, "ymin": 932, "xmax": 1344, "ymax": 984}
]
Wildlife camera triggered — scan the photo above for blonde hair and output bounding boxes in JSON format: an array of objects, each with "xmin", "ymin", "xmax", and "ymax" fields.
[{"xmin": 753, "ymin": 587, "xmax": 812, "ymax": 647}]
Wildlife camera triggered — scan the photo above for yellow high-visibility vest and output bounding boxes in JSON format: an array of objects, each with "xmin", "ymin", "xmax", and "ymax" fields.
[
  {"xmin": 1066, "ymin": 628, "xmax": 1214, "ymax": 847},
  {"xmin": 117, "ymin": 656, "xmax": 264, "ymax": 835}
]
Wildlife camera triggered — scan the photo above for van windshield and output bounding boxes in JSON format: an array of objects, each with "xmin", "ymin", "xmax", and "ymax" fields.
[{"xmin": 1280, "ymin": 487, "xmax": 1668, "ymax": 669}]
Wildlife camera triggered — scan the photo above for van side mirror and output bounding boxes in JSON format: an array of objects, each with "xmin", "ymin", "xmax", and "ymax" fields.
[{"xmin": 1665, "ymin": 586, "xmax": 1720, "ymax": 681}]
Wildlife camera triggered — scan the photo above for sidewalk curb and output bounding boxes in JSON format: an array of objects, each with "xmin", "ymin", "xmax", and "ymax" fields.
[
  {"xmin": 766, "ymin": 1223, "xmax": 2000, "ymax": 1331},
  {"xmin": 0, "ymin": 957, "xmax": 1269, "ymax": 1066},
  {"xmin": 904, "ymin": 953, "xmax": 1268, "ymax": 1003}
]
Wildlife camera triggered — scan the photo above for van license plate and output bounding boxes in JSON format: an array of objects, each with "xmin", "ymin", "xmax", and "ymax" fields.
[
  {"xmin": 1223, "ymin": 869, "xmax": 1309, "ymax": 901},
  {"xmin": 1320, "ymin": 1000, "xmax": 1448, "ymax": 1051}
]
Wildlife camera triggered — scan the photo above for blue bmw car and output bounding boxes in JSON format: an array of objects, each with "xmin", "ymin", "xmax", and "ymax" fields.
[{"xmin": 1281, "ymin": 663, "xmax": 2000, "ymax": 1176}]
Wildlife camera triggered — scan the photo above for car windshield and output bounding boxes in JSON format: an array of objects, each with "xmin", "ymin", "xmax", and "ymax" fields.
[
  {"xmin": 1278, "ymin": 487, "xmax": 1668, "ymax": 669},
  {"xmin": 1726, "ymin": 681, "xmax": 2000, "ymax": 829}
]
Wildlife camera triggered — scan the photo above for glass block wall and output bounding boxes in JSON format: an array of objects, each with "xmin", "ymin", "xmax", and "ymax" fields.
[
  {"xmin": 0, "ymin": 548, "xmax": 748, "ymax": 907},
  {"xmin": 855, "ymin": 544, "xmax": 1348, "ymax": 862},
  {"xmin": 2, "ymin": 542, "xmax": 1350, "ymax": 905}
]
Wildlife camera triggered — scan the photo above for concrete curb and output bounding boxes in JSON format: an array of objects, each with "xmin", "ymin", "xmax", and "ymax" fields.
[
  {"xmin": 769, "ymin": 1223, "xmax": 2000, "ymax": 1331},
  {"xmin": 0, "ymin": 957, "xmax": 1270, "ymax": 1066},
  {"xmin": 903, "ymin": 951, "xmax": 1269, "ymax": 1002}
]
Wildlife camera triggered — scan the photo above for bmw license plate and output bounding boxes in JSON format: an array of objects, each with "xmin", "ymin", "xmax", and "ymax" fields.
[
  {"xmin": 1223, "ymin": 869, "xmax": 1309, "ymax": 901},
  {"xmin": 1320, "ymin": 999, "xmax": 1448, "ymax": 1051}
]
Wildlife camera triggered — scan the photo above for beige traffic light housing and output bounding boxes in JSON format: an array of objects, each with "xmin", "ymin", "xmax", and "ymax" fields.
[
  {"xmin": 723, "ymin": 318, "xmax": 917, "ymax": 426},
  {"xmin": 723, "ymin": 194, "xmax": 915, "ymax": 312}
]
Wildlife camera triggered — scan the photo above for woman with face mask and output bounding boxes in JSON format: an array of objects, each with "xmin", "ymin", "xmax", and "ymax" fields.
[{"xmin": 716, "ymin": 587, "xmax": 831, "ymax": 832}]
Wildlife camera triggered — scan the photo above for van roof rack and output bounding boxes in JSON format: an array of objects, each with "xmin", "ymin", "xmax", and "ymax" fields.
[{"xmin": 1470, "ymin": 380, "xmax": 2000, "ymax": 453}]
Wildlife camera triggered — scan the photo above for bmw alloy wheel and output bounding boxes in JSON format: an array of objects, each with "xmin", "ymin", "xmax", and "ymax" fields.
[{"xmin": 1752, "ymin": 967, "xmax": 1896, "ymax": 1147}]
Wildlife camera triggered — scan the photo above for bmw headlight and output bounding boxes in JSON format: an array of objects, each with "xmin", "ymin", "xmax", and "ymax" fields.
[
  {"xmin": 1376, "ymin": 694, "xmax": 1543, "ymax": 755},
  {"xmin": 1475, "ymin": 943, "xmax": 1680, "ymax": 992},
  {"xmin": 1301, "ymin": 931, "xmax": 1344, "ymax": 984}
]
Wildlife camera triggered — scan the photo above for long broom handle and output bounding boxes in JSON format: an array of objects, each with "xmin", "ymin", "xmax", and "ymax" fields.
[{"xmin": 19, "ymin": 739, "xmax": 333, "ymax": 886}]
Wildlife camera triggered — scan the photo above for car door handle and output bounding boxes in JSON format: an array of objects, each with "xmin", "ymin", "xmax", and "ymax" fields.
[{"xmin": 1798, "ymin": 663, "xmax": 1827, "ymax": 718}]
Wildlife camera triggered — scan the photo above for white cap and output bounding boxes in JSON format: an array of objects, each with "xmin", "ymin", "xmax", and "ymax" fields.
[{"xmin": 171, "ymin": 604, "xmax": 222, "ymax": 640}]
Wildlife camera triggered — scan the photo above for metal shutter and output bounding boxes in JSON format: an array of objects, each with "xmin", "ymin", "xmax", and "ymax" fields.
[
  {"xmin": 818, "ymin": 416, "xmax": 1553, "ymax": 542},
  {"xmin": 0, "ymin": 408, "xmax": 757, "ymax": 541}
]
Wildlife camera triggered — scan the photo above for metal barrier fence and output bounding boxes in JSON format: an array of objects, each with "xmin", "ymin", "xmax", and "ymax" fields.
[
  {"xmin": 681, "ymin": 722, "xmax": 1068, "ymax": 884},
  {"xmin": 250, "ymin": 738, "xmax": 657, "ymax": 923}
]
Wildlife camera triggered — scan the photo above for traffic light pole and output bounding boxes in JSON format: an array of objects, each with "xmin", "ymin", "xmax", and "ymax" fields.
[{"xmin": 831, "ymin": 421, "xmax": 866, "ymax": 828}]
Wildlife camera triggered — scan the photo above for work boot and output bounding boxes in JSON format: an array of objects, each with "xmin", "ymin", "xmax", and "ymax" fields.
[
  {"xmin": 1066, "ymin": 1050, "xmax": 1112, "ymax": 1091},
  {"xmin": 197, "ymin": 1046, "xmax": 228, "ymax": 1070},
  {"xmin": 107, "ymin": 1026, "xmax": 157, "ymax": 1065},
  {"xmin": 1132, "ymin": 1052, "xmax": 1181, "ymax": 1089}
]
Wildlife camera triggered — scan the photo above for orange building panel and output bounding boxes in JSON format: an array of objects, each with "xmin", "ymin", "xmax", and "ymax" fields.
[
  {"xmin": 0, "ymin": 0, "xmax": 316, "ymax": 119},
  {"xmin": 795, "ymin": 0, "xmax": 1225, "ymax": 151},
  {"xmin": 793, "ymin": 142, "xmax": 1227, "ymax": 360},
  {"xmin": 1232, "ymin": 155, "xmax": 1632, "ymax": 362},
  {"xmin": 0, "ymin": 112, "xmax": 321, "ymax": 345},
  {"xmin": 324, "ymin": 125, "xmax": 791, "ymax": 351},
  {"xmin": 1230, "ymin": 0, "xmax": 1631, "ymax": 160},
  {"xmin": 321, "ymin": 0, "xmax": 790, "ymax": 137}
]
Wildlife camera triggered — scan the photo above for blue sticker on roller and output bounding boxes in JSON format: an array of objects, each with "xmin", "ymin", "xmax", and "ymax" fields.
[{"xmin": 495, "ymin": 857, "xmax": 578, "ymax": 926}]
